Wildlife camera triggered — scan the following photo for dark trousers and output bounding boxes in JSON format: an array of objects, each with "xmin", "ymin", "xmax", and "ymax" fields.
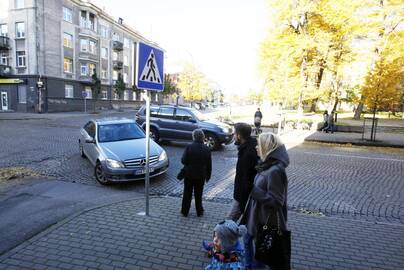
[{"xmin": 181, "ymin": 178, "xmax": 204, "ymax": 215}]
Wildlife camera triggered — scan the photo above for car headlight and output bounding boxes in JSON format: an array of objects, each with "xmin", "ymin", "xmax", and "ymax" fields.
[
  {"xmin": 106, "ymin": 159, "xmax": 124, "ymax": 168},
  {"xmin": 159, "ymin": 151, "xmax": 167, "ymax": 161},
  {"xmin": 220, "ymin": 126, "xmax": 232, "ymax": 134}
]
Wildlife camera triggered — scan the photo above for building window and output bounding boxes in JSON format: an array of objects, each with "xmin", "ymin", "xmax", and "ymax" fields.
[
  {"xmin": 18, "ymin": 85, "xmax": 26, "ymax": 103},
  {"xmin": 123, "ymin": 55, "xmax": 128, "ymax": 66},
  {"xmin": 89, "ymin": 63, "xmax": 96, "ymax": 76},
  {"xmin": 85, "ymin": 87, "xmax": 92, "ymax": 99},
  {"xmin": 63, "ymin": 7, "xmax": 73, "ymax": 23},
  {"xmin": 81, "ymin": 64, "xmax": 88, "ymax": 76},
  {"xmin": 123, "ymin": 90, "xmax": 129, "ymax": 101},
  {"xmin": 0, "ymin": 53, "xmax": 8, "ymax": 65},
  {"xmin": 16, "ymin": 51, "xmax": 26, "ymax": 67},
  {"xmin": 64, "ymin": 57, "xmax": 73, "ymax": 73},
  {"xmin": 15, "ymin": 22, "xmax": 25, "ymax": 38},
  {"xmin": 123, "ymin": 38, "xmax": 130, "ymax": 48},
  {"xmin": 101, "ymin": 47, "xmax": 108, "ymax": 59},
  {"xmin": 112, "ymin": 33, "xmax": 120, "ymax": 41},
  {"xmin": 112, "ymin": 52, "xmax": 118, "ymax": 61},
  {"xmin": 80, "ymin": 39, "xmax": 88, "ymax": 52},
  {"xmin": 15, "ymin": 0, "xmax": 24, "ymax": 9},
  {"xmin": 80, "ymin": 11, "xmax": 87, "ymax": 28},
  {"xmin": 101, "ymin": 90, "xmax": 107, "ymax": 100},
  {"xmin": 89, "ymin": 40, "xmax": 96, "ymax": 54},
  {"xmin": 100, "ymin": 26, "xmax": 108, "ymax": 38},
  {"xmin": 63, "ymin": 33, "xmax": 73, "ymax": 48},
  {"xmin": 123, "ymin": 73, "xmax": 128, "ymax": 83},
  {"xmin": 65, "ymin": 84, "xmax": 74, "ymax": 98},
  {"xmin": 101, "ymin": 69, "xmax": 107, "ymax": 79},
  {"xmin": 89, "ymin": 13, "xmax": 95, "ymax": 31},
  {"xmin": 0, "ymin": 24, "xmax": 8, "ymax": 37},
  {"xmin": 112, "ymin": 70, "xmax": 118, "ymax": 80}
]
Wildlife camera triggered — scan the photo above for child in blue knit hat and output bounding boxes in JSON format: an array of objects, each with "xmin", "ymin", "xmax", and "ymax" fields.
[{"xmin": 203, "ymin": 220, "xmax": 246, "ymax": 270}]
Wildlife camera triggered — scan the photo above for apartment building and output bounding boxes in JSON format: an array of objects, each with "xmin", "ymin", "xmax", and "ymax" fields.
[{"xmin": 0, "ymin": 0, "xmax": 162, "ymax": 112}]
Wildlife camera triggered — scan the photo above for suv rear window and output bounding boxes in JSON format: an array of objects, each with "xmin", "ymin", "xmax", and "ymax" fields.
[
  {"xmin": 139, "ymin": 106, "xmax": 159, "ymax": 116},
  {"xmin": 175, "ymin": 109, "xmax": 194, "ymax": 121},
  {"xmin": 158, "ymin": 107, "xmax": 175, "ymax": 119}
]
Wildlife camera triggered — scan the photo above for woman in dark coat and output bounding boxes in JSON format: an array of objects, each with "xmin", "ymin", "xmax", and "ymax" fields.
[
  {"xmin": 242, "ymin": 132, "xmax": 290, "ymax": 269},
  {"xmin": 181, "ymin": 129, "xmax": 212, "ymax": 217}
]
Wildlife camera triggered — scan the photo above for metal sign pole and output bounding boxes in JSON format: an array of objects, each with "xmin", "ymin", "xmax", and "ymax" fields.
[
  {"xmin": 84, "ymin": 97, "xmax": 87, "ymax": 113},
  {"xmin": 145, "ymin": 90, "xmax": 151, "ymax": 216}
]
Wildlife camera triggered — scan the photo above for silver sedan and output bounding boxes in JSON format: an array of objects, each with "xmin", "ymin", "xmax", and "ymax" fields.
[{"xmin": 79, "ymin": 118, "xmax": 169, "ymax": 184}]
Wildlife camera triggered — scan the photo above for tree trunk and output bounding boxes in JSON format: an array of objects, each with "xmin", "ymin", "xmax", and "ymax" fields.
[
  {"xmin": 354, "ymin": 102, "xmax": 364, "ymax": 120},
  {"xmin": 298, "ymin": 55, "xmax": 308, "ymax": 116},
  {"xmin": 310, "ymin": 98, "xmax": 318, "ymax": 112},
  {"xmin": 309, "ymin": 65, "xmax": 324, "ymax": 113},
  {"xmin": 332, "ymin": 96, "xmax": 339, "ymax": 112},
  {"xmin": 370, "ymin": 107, "xmax": 377, "ymax": 141}
]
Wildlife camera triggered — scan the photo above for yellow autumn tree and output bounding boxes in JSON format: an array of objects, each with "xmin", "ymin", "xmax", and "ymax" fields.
[
  {"xmin": 177, "ymin": 63, "xmax": 209, "ymax": 102},
  {"xmin": 260, "ymin": 0, "xmax": 362, "ymax": 112},
  {"xmin": 354, "ymin": 0, "xmax": 404, "ymax": 118},
  {"xmin": 361, "ymin": 31, "xmax": 404, "ymax": 116}
]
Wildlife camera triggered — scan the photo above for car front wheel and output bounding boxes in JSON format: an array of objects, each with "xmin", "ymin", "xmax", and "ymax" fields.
[
  {"xmin": 150, "ymin": 128, "xmax": 160, "ymax": 142},
  {"xmin": 95, "ymin": 162, "xmax": 109, "ymax": 185},
  {"xmin": 204, "ymin": 133, "xmax": 219, "ymax": 151}
]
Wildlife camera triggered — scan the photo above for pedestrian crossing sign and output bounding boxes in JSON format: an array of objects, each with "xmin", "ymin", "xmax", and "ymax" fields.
[{"xmin": 136, "ymin": 42, "xmax": 164, "ymax": 91}]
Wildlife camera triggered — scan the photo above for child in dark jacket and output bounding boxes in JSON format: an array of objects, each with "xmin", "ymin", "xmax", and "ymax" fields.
[{"xmin": 203, "ymin": 220, "xmax": 246, "ymax": 270}]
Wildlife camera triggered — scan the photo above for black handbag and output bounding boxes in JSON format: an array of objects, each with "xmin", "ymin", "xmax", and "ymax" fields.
[
  {"xmin": 177, "ymin": 167, "xmax": 186, "ymax": 180},
  {"xmin": 255, "ymin": 212, "xmax": 291, "ymax": 270}
]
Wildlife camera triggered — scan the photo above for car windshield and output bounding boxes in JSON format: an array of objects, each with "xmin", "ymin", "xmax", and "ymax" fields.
[
  {"xmin": 98, "ymin": 123, "xmax": 145, "ymax": 143},
  {"xmin": 190, "ymin": 108, "xmax": 209, "ymax": 121}
]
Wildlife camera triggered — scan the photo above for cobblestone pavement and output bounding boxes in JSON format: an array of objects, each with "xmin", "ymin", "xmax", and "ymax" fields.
[
  {"xmin": 0, "ymin": 197, "xmax": 403, "ymax": 270},
  {"xmin": 305, "ymin": 131, "xmax": 404, "ymax": 147},
  {"xmin": 1, "ymin": 114, "xmax": 404, "ymax": 225}
]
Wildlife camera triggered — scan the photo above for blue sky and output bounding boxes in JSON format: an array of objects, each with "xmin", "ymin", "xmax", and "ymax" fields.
[{"xmin": 93, "ymin": 0, "xmax": 269, "ymax": 96}]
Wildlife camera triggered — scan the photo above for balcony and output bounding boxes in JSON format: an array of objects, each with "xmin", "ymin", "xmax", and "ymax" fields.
[
  {"xmin": 0, "ymin": 36, "xmax": 10, "ymax": 50},
  {"xmin": 113, "ymin": 40, "xmax": 123, "ymax": 51},
  {"xmin": 0, "ymin": 64, "xmax": 12, "ymax": 76},
  {"xmin": 113, "ymin": 60, "xmax": 123, "ymax": 70}
]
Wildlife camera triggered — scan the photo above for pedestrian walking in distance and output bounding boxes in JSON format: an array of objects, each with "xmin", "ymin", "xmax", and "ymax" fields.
[
  {"xmin": 321, "ymin": 110, "xmax": 329, "ymax": 132},
  {"xmin": 254, "ymin": 108, "xmax": 263, "ymax": 134},
  {"xmin": 181, "ymin": 129, "xmax": 212, "ymax": 217},
  {"xmin": 241, "ymin": 132, "xmax": 290, "ymax": 269},
  {"xmin": 227, "ymin": 123, "xmax": 258, "ymax": 221},
  {"xmin": 325, "ymin": 111, "xmax": 335, "ymax": 133}
]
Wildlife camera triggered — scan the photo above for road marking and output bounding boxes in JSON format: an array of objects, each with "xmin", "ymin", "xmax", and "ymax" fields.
[{"xmin": 302, "ymin": 151, "xmax": 404, "ymax": 162}]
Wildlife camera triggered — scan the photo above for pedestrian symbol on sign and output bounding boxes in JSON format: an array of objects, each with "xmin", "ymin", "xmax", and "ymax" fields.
[{"xmin": 139, "ymin": 50, "xmax": 161, "ymax": 84}]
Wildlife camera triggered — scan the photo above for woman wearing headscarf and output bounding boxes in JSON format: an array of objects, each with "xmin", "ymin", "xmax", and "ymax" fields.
[{"xmin": 242, "ymin": 132, "xmax": 290, "ymax": 269}]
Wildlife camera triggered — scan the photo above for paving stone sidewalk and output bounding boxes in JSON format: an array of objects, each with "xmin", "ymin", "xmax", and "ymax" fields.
[
  {"xmin": 0, "ymin": 196, "xmax": 403, "ymax": 270},
  {"xmin": 305, "ymin": 131, "xmax": 404, "ymax": 147}
]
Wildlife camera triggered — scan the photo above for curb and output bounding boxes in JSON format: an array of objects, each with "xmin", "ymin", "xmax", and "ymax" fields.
[
  {"xmin": 0, "ymin": 196, "xmax": 145, "ymax": 261},
  {"xmin": 304, "ymin": 138, "xmax": 404, "ymax": 148}
]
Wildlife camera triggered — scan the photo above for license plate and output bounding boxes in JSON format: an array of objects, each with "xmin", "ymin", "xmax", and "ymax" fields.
[{"xmin": 135, "ymin": 167, "xmax": 154, "ymax": 175}]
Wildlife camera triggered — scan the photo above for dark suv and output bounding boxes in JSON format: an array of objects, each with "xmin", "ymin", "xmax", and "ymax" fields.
[{"xmin": 136, "ymin": 105, "xmax": 233, "ymax": 150}]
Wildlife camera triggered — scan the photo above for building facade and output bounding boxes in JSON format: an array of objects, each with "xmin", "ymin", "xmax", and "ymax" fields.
[{"xmin": 0, "ymin": 0, "xmax": 161, "ymax": 113}]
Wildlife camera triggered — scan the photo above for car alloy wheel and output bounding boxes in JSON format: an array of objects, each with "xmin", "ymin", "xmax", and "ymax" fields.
[
  {"xmin": 95, "ymin": 162, "xmax": 108, "ymax": 185},
  {"xmin": 150, "ymin": 128, "xmax": 160, "ymax": 142},
  {"xmin": 204, "ymin": 134, "xmax": 218, "ymax": 150}
]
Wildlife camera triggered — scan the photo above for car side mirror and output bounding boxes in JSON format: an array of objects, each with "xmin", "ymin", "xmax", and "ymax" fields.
[
  {"xmin": 188, "ymin": 119, "xmax": 197, "ymax": 123},
  {"xmin": 85, "ymin": 138, "xmax": 96, "ymax": 144}
]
